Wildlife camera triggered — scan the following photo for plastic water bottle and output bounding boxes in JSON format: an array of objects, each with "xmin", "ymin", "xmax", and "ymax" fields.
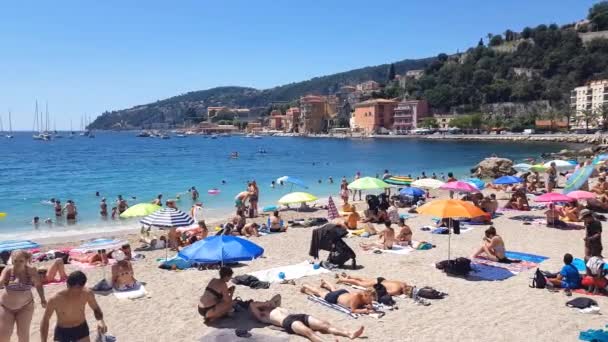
[
  {"xmin": 278, "ymin": 272, "xmax": 286, "ymax": 280},
  {"xmin": 313, "ymin": 263, "xmax": 320, "ymax": 270}
]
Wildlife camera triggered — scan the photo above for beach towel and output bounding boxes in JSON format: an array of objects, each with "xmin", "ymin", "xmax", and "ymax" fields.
[
  {"xmin": 374, "ymin": 245, "xmax": 414, "ymax": 255},
  {"xmin": 113, "ymin": 284, "xmax": 147, "ymax": 300},
  {"xmin": 200, "ymin": 329, "xmax": 289, "ymax": 342},
  {"xmin": 504, "ymin": 251, "xmax": 549, "ymax": 264},
  {"xmin": 573, "ymin": 289, "xmax": 608, "ymax": 297},
  {"xmin": 573, "ymin": 258, "xmax": 608, "ymax": 273},
  {"xmin": 306, "ymin": 295, "xmax": 385, "ymax": 319},
  {"xmin": 69, "ymin": 259, "xmax": 116, "ymax": 270},
  {"xmin": 472, "ymin": 258, "xmax": 539, "ymax": 273},
  {"xmin": 468, "ymin": 264, "xmax": 516, "ymax": 281},
  {"xmin": 510, "ymin": 215, "xmax": 544, "ymax": 222},
  {"xmin": 43, "ymin": 279, "xmax": 66, "ymax": 287},
  {"xmin": 248, "ymin": 261, "xmax": 330, "ymax": 283}
]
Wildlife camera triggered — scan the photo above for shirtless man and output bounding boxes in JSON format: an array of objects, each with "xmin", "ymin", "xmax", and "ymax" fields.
[
  {"xmin": 396, "ymin": 218, "xmax": 413, "ymax": 246},
  {"xmin": 99, "ymin": 198, "xmax": 108, "ymax": 217},
  {"xmin": 116, "ymin": 195, "xmax": 128, "ymax": 214},
  {"xmin": 336, "ymin": 273, "xmax": 413, "ymax": 297},
  {"xmin": 249, "ymin": 294, "xmax": 364, "ymax": 342},
  {"xmin": 360, "ymin": 221, "xmax": 395, "ymax": 250},
  {"xmin": 234, "ymin": 191, "xmax": 250, "ymax": 212},
  {"xmin": 300, "ymin": 280, "xmax": 375, "ymax": 315},
  {"xmin": 62, "ymin": 200, "xmax": 77, "ymax": 221},
  {"xmin": 592, "ymin": 177, "xmax": 608, "ymax": 195},
  {"xmin": 40, "ymin": 271, "xmax": 107, "ymax": 342}
]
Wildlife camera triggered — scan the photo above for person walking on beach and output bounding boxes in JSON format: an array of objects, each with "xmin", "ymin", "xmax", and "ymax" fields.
[
  {"xmin": 117, "ymin": 195, "xmax": 128, "ymax": 214},
  {"xmin": 40, "ymin": 271, "xmax": 107, "ymax": 342},
  {"xmin": 340, "ymin": 180, "xmax": 350, "ymax": 204},
  {"xmin": 546, "ymin": 162, "xmax": 557, "ymax": 192},
  {"xmin": 99, "ymin": 198, "xmax": 108, "ymax": 218},
  {"xmin": 352, "ymin": 172, "xmax": 362, "ymax": 202},
  {"xmin": 0, "ymin": 250, "xmax": 47, "ymax": 342},
  {"xmin": 582, "ymin": 209, "xmax": 603, "ymax": 261},
  {"xmin": 234, "ymin": 191, "xmax": 250, "ymax": 214},
  {"xmin": 62, "ymin": 200, "xmax": 77, "ymax": 222}
]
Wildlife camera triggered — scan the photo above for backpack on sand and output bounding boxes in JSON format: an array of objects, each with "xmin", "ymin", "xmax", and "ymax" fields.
[
  {"xmin": 435, "ymin": 257, "xmax": 472, "ymax": 276},
  {"xmin": 529, "ymin": 268, "xmax": 546, "ymax": 289}
]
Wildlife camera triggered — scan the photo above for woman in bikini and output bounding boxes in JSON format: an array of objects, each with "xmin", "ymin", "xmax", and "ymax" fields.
[
  {"xmin": 198, "ymin": 267, "xmax": 235, "ymax": 323},
  {"xmin": 111, "ymin": 251, "xmax": 138, "ymax": 291},
  {"xmin": 0, "ymin": 250, "xmax": 46, "ymax": 342},
  {"xmin": 37, "ymin": 259, "xmax": 68, "ymax": 285},
  {"xmin": 471, "ymin": 227, "xmax": 519, "ymax": 263}
]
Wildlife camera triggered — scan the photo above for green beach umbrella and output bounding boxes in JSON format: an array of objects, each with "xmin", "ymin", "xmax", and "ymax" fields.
[
  {"xmin": 347, "ymin": 177, "xmax": 390, "ymax": 190},
  {"xmin": 529, "ymin": 164, "xmax": 548, "ymax": 172},
  {"xmin": 120, "ymin": 203, "xmax": 162, "ymax": 218},
  {"xmin": 278, "ymin": 192, "xmax": 318, "ymax": 204}
]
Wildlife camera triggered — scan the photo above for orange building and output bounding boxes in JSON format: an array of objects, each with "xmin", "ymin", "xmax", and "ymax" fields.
[{"xmin": 352, "ymin": 99, "xmax": 398, "ymax": 133}]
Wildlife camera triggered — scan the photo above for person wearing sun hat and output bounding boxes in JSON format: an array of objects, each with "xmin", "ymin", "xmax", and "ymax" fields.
[{"xmin": 581, "ymin": 209, "xmax": 603, "ymax": 261}]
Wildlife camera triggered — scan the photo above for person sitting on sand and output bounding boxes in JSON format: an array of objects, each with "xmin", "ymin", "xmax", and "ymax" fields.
[
  {"xmin": 471, "ymin": 227, "xmax": 519, "ymax": 263},
  {"xmin": 69, "ymin": 250, "xmax": 108, "ymax": 265},
  {"xmin": 592, "ymin": 177, "xmax": 608, "ymax": 195},
  {"xmin": 232, "ymin": 209, "xmax": 247, "ymax": 235},
  {"xmin": 38, "ymin": 258, "xmax": 69, "ymax": 284},
  {"xmin": 346, "ymin": 206, "xmax": 360, "ymax": 230},
  {"xmin": 504, "ymin": 191, "xmax": 529, "ymax": 211},
  {"xmin": 545, "ymin": 203, "xmax": 568, "ymax": 228},
  {"xmin": 341, "ymin": 200, "xmax": 354, "ymax": 213},
  {"xmin": 360, "ymin": 221, "xmax": 395, "ymax": 250},
  {"xmin": 270, "ymin": 211, "xmax": 287, "ymax": 233},
  {"xmin": 110, "ymin": 250, "xmax": 138, "ymax": 291},
  {"xmin": 561, "ymin": 202, "xmax": 580, "ymax": 222},
  {"xmin": 242, "ymin": 222, "xmax": 260, "ymax": 237},
  {"xmin": 249, "ymin": 294, "xmax": 364, "ymax": 342},
  {"xmin": 546, "ymin": 253, "xmax": 580, "ymax": 293},
  {"xmin": 336, "ymin": 273, "xmax": 413, "ymax": 297},
  {"xmin": 583, "ymin": 256, "xmax": 608, "ymax": 295},
  {"xmin": 198, "ymin": 266, "xmax": 235, "ymax": 323},
  {"xmin": 300, "ymin": 280, "xmax": 375, "ymax": 314},
  {"xmin": 396, "ymin": 218, "xmax": 413, "ymax": 246},
  {"xmin": 387, "ymin": 201, "xmax": 399, "ymax": 224}
]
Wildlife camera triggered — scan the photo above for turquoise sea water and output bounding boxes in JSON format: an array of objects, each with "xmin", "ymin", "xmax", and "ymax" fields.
[{"xmin": 0, "ymin": 132, "xmax": 576, "ymax": 240}]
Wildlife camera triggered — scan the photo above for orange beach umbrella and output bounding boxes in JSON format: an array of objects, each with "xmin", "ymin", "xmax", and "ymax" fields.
[{"xmin": 416, "ymin": 199, "xmax": 485, "ymax": 219}]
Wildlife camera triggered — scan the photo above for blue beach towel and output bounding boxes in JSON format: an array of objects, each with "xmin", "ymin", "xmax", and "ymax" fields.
[
  {"xmin": 573, "ymin": 258, "xmax": 608, "ymax": 273},
  {"xmin": 469, "ymin": 264, "xmax": 515, "ymax": 281},
  {"xmin": 579, "ymin": 325, "xmax": 608, "ymax": 342},
  {"xmin": 504, "ymin": 251, "xmax": 549, "ymax": 264}
]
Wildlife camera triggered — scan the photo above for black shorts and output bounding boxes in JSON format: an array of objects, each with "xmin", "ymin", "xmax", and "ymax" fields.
[
  {"xmin": 324, "ymin": 289, "xmax": 348, "ymax": 304},
  {"xmin": 282, "ymin": 314, "xmax": 310, "ymax": 334},
  {"xmin": 54, "ymin": 321, "xmax": 89, "ymax": 342}
]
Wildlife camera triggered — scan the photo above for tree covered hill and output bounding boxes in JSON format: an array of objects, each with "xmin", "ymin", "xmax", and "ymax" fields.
[{"xmin": 89, "ymin": 58, "xmax": 433, "ymax": 129}]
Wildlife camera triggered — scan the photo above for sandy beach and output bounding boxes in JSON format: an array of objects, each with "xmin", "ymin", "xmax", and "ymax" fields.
[{"xmin": 12, "ymin": 188, "xmax": 606, "ymax": 342}]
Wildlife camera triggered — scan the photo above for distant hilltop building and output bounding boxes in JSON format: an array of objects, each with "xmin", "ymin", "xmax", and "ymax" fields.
[
  {"xmin": 571, "ymin": 79, "xmax": 608, "ymax": 129},
  {"xmin": 512, "ymin": 67, "xmax": 541, "ymax": 79},
  {"xmin": 405, "ymin": 69, "xmax": 424, "ymax": 79},
  {"xmin": 356, "ymin": 80, "xmax": 380, "ymax": 92}
]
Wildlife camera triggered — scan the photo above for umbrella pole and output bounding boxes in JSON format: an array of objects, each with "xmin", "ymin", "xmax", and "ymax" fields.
[{"xmin": 448, "ymin": 218, "xmax": 452, "ymax": 261}]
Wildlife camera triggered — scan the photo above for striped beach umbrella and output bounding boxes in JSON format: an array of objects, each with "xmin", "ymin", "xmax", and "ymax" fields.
[
  {"xmin": 140, "ymin": 208, "xmax": 194, "ymax": 228},
  {"xmin": 564, "ymin": 165, "xmax": 595, "ymax": 194},
  {"xmin": 327, "ymin": 196, "xmax": 340, "ymax": 220},
  {"xmin": 0, "ymin": 239, "xmax": 40, "ymax": 253},
  {"xmin": 384, "ymin": 175, "xmax": 413, "ymax": 186}
]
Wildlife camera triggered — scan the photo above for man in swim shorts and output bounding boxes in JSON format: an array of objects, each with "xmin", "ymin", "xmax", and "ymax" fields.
[
  {"xmin": 62, "ymin": 200, "xmax": 77, "ymax": 221},
  {"xmin": 41, "ymin": 271, "xmax": 107, "ymax": 342},
  {"xmin": 300, "ymin": 280, "xmax": 375, "ymax": 314},
  {"xmin": 249, "ymin": 294, "xmax": 364, "ymax": 342}
]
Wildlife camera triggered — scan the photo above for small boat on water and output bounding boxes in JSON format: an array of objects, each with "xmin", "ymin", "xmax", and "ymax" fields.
[
  {"xmin": 252, "ymin": 135, "xmax": 262, "ymax": 139},
  {"xmin": 160, "ymin": 134, "xmax": 171, "ymax": 139},
  {"xmin": 210, "ymin": 134, "xmax": 218, "ymax": 139},
  {"xmin": 175, "ymin": 134, "xmax": 186, "ymax": 138},
  {"xmin": 136, "ymin": 131, "xmax": 151, "ymax": 138}
]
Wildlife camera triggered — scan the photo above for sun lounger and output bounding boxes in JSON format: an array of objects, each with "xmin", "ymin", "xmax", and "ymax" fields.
[
  {"xmin": 306, "ymin": 295, "xmax": 385, "ymax": 319},
  {"xmin": 248, "ymin": 261, "xmax": 330, "ymax": 283}
]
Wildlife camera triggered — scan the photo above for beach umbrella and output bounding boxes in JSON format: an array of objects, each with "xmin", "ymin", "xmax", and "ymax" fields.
[
  {"xmin": 140, "ymin": 208, "xmax": 194, "ymax": 228},
  {"xmin": 544, "ymin": 160, "xmax": 576, "ymax": 172},
  {"xmin": 278, "ymin": 192, "xmax": 318, "ymax": 204},
  {"xmin": 566, "ymin": 190, "xmax": 596, "ymax": 200},
  {"xmin": 327, "ymin": 196, "xmax": 340, "ymax": 220},
  {"xmin": 564, "ymin": 165, "xmax": 595, "ymax": 194},
  {"xmin": 0, "ymin": 239, "xmax": 40, "ymax": 253},
  {"xmin": 276, "ymin": 176, "xmax": 308, "ymax": 189},
  {"xmin": 347, "ymin": 177, "xmax": 390, "ymax": 190},
  {"xmin": 530, "ymin": 164, "xmax": 548, "ymax": 172},
  {"xmin": 399, "ymin": 187, "xmax": 425, "ymax": 197},
  {"xmin": 178, "ymin": 236, "xmax": 264, "ymax": 264},
  {"xmin": 417, "ymin": 199, "xmax": 486, "ymax": 260},
  {"xmin": 384, "ymin": 175, "xmax": 413, "ymax": 186},
  {"xmin": 493, "ymin": 176, "xmax": 523, "ymax": 185},
  {"xmin": 513, "ymin": 163, "xmax": 531, "ymax": 172},
  {"xmin": 119, "ymin": 203, "xmax": 161, "ymax": 218},
  {"xmin": 439, "ymin": 181, "xmax": 479, "ymax": 193},
  {"xmin": 72, "ymin": 238, "xmax": 127, "ymax": 253},
  {"xmin": 411, "ymin": 178, "xmax": 445, "ymax": 189},
  {"xmin": 593, "ymin": 154, "xmax": 608, "ymax": 165},
  {"xmin": 0, "ymin": 212, "xmax": 6, "ymax": 219},
  {"xmin": 463, "ymin": 178, "xmax": 485, "ymax": 190},
  {"xmin": 534, "ymin": 193, "xmax": 574, "ymax": 203}
]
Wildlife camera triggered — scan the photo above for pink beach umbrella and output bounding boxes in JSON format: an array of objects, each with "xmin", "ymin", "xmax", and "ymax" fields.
[
  {"xmin": 439, "ymin": 181, "xmax": 479, "ymax": 193},
  {"xmin": 534, "ymin": 193, "xmax": 574, "ymax": 203},
  {"xmin": 566, "ymin": 190, "xmax": 596, "ymax": 200}
]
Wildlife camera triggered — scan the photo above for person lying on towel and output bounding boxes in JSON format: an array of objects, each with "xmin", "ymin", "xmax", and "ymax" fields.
[
  {"xmin": 359, "ymin": 221, "xmax": 395, "ymax": 251},
  {"xmin": 111, "ymin": 250, "xmax": 139, "ymax": 291},
  {"xmin": 300, "ymin": 280, "xmax": 376, "ymax": 314},
  {"xmin": 249, "ymin": 294, "xmax": 364, "ymax": 342},
  {"xmin": 69, "ymin": 249, "xmax": 108, "ymax": 266},
  {"xmin": 471, "ymin": 227, "xmax": 520, "ymax": 264},
  {"xmin": 336, "ymin": 273, "xmax": 413, "ymax": 297}
]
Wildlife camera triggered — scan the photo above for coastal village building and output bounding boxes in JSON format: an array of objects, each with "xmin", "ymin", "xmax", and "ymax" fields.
[
  {"xmin": 197, "ymin": 122, "xmax": 239, "ymax": 134},
  {"xmin": 356, "ymin": 80, "xmax": 380, "ymax": 92},
  {"xmin": 285, "ymin": 107, "xmax": 300, "ymax": 132},
  {"xmin": 393, "ymin": 100, "xmax": 429, "ymax": 132},
  {"xmin": 352, "ymin": 99, "xmax": 398, "ymax": 134},
  {"xmin": 571, "ymin": 79, "xmax": 608, "ymax": 129},
  {"xmin": 268, "ymin": 110, "xmax": 289, "ymax": 131},
  {"xmin": 246, "ymin": 122, "xmax": 263, "ymax": 133},
  {"xmin": 299, "ymin": 95, "xmax": 333, "ymax": 133}
]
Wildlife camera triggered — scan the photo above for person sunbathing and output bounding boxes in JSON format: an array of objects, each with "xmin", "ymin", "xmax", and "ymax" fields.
[
  {"xmin": 300, "ymin": 280, "xmax": 375, "ymax": 314},
  {"xmin": 583, "ymin": 256, "xmax": 608, "ymax": 295},
  {"xmin": 198, "ymin": 266, "xmax": 235, "ymax": 323},
  {"xmin": 69, "ymin": 250, "xmax": 108, "ymax": 265},
  {"xmin": 249, "ymin": 294, "xmax": 364, "ymax": 342},
  {"xmin": 360, "ymin": 221, "xmax": 395, "ymax": 250},
  {"xmin": 241, "ymin": 222, "xmax": 260, "ymax": 237},
  {"xmin": 336, "ymin": 273, "xmax": 413, "ymax": 297},
  {"xmin": 545, "ymin": 204, "xmax": 568, "ymax": 228},
  {"xmin": 38, "ymin": 258, "xmax": 69, "ymax": 284},
  {"xmin": 346, "ymin": 207, "xmax": 360, "ymax": 230},
  {"xmin": 110, "ymin": 250, "xmax": 138, "ymax": 291},
  {"xmin": 471, "ymin": 227, "xmax": 519, "ymax": 263},
  {"xmin": 396, "ymin": 218, "xmax": 413, "ymax": 246},
  {"xmin": 270, "ymin": 211, "xmax": 287, "ymax": 233},
  {"xmin": 504, "ymin": 191, "xmax": 529, "ymax": 211},
  {"xmin": 561, "ymin": 202, "xmax": 580, "ymax": 222}
]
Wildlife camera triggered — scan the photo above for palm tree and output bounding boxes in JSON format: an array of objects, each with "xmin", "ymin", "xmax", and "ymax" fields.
[
  {"xmin": 580, "ymin": 109, "xmax": 598, "ymax": 133},
  {"xmin": 597, "ymin": 103, "xmax": 608, "ymax": 130}
]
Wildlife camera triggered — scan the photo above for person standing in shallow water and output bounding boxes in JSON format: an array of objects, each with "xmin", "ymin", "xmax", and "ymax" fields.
[{"xmin": 99, "ymin": 198, "xmax": 108, "ymax": 218}]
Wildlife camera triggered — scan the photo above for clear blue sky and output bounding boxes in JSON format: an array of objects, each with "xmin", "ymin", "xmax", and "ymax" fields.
[{"xmin": 0, "ymin": 0, "xmax": 598, "ymax": 130}]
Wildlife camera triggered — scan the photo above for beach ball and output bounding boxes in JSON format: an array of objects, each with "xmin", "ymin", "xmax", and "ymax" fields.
[
  {"xmin": 313, "ymin": 263, "xmax": 320, "ymax": 270},
  {"xmin": 278, "ymin": 272, "xmax": 286, "ymax": 279}
]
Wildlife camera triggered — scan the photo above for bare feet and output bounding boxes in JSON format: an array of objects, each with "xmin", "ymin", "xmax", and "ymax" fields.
[
  {"xmin": 320, "ymin": 279, "xmax": 329, "ymax": 289},
  {"xmin": 350, "ymin": 326, "xmax": 364, "ymax": 339}
]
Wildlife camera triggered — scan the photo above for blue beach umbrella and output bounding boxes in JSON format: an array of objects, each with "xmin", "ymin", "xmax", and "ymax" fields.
[
  {"xmin": 140, "ymin": 208, "xmax": 194, "ymax": 229},
  {"xmin": 493, "ymin": 176, "xmax": 523, "ymax": 185},
  {"xmin": 399, "ymin": 187, "xmax": 425, "ymax": 197},
  {"xmin": 0, "ymin": 240, "xmax": 40, "ymax": 253},
  {"xmin": 463, "ymin": 178, "xmax": 485, "ymax": 190},
  {"xmin": 276, "ymin": 176, "xmax": 308, "ymax": 189},
  {"xmin": 178, "ymin": 236, "xmax": 264, "ymax": 264},
  {"xmin": 593, "ymin": 154, "xmax": 608, "ymax": 165},
  {"xmin": 563, "ymin": 165, "xmax": 595, "ymax": 194}
]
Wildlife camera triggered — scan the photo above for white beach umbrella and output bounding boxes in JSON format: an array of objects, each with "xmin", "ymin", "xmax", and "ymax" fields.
[
  {"xmin": 544, "ymin": 160, "xmax": 576, "ymax": 172},
  {"xmin": 513, "ymin": 163, "xmax": 532, "ymax": 172},
  {"xmin": 411, "ymin": 178, "xmax": 445, "ymax": 189}
]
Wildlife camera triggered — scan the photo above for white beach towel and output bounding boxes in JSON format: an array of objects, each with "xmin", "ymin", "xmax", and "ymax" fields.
[
  {"xmin": 113, "ymin": 284, "xmax": 147, "ymax": 300},
  {"xmin": 377, "ymin": 245, "xmax": 414, "ymax": 255},
  {"xmin": 249, "ymin": 261, "xmax": 330, "ymax": 283}
]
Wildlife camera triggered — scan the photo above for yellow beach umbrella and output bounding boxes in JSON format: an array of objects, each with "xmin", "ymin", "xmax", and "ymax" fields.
[
  {"xmin": 120, "ymin": 203, "xmax": 162, "ymax": 218},
  {"xmin": 278, "ymin": 192, "xmax": 318, "ymax": 204},
  {"xmin": 347, "ymin": 177, "xmax": 390, "ymax": 190},
  {"xmin": 0, "ymin": 212, "xmax": 6, "ymax": 219}
]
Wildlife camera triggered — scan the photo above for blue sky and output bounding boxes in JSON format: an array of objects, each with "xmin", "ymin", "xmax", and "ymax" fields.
[{"xmin": 0, "ymin": 0, "xmax": 598, "ymax": 130}]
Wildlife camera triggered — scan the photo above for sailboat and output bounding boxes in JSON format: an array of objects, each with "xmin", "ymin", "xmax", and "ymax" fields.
[
  {"xmin": 69, "ymin": 119, "xmax": 75, "ymax": 139},
  {"xmin": 6, "ymin": 111, "xmax": 13, "ymax": 139},
  {"xmin": 32, "ymin": 101, "xmax": 44, "ymax": 140}
]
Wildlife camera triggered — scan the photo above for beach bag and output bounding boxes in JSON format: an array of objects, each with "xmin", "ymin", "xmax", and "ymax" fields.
[
  {"xmin": 436, "ymin": 257, "xmax": 471, "ymax": 276},
  {"xmin": 415, "ymin": 286, "xmax": 447, "ymax": 300},
  {"xmin": 529, "ymin": 268, "xmax": 546, "ymax": 289},
  {"xmin": 373, "ymin": 278, "xmax": 395, "ymax": 306}
]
